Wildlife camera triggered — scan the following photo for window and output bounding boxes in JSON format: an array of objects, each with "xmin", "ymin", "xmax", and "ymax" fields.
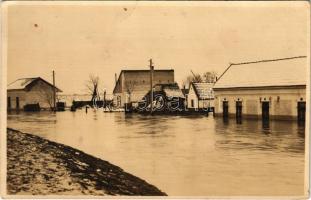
[{"xmin": 191, "ymin": 99, "xmax": 194, "ymax": 107}]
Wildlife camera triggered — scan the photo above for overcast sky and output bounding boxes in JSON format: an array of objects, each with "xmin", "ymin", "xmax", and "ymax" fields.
[{"xmin": 5, "ymin": 1, "xmax": 309, "ymax": 94}]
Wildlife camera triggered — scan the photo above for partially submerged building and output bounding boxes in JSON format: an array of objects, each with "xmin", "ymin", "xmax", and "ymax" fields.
[
  {"xmin": 7, "ymin": 77, "xmax": 62, "ymax": 111},
  {"xmin": 113, "ymin": 69, "xmax": 175, "ymax": 107},
  {"xmin": 213, "ymin": 56, "xmax": 307, "ymax": 121},
  {"xmin": 133, "ymin": 83, "xmax": 185, "ymax": 112},
  {"xmin": 187, "ymin": 82, "xmax": 214, "ymax": 111}
]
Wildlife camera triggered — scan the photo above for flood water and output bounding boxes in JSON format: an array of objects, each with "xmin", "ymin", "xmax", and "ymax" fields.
[{"xmin": 7, "ymin": 110, "xmax": 306, "ymax": 196}]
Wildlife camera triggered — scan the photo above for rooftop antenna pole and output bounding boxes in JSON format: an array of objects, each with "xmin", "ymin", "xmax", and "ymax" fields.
[
  {"xmin": 190, "ymin": 70, "xmax": 199, "ymax": 82},
  {"xmin": 149, "ymin": 59, "xmax": 154, "ymax": 114},
  {"xmin": 52, "ymin": 70, "xmax": 56, "ymax": 112}
]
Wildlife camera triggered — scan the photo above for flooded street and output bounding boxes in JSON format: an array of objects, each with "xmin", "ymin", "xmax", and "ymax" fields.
[{"xmin": 7, "ymin": 110, "xmax": 305, "ymax": 196}]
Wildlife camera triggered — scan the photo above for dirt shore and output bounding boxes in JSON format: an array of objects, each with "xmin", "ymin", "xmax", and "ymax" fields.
[{"xmin": 7, "ymin": 128, "xmax": 167, "ymax": 196}]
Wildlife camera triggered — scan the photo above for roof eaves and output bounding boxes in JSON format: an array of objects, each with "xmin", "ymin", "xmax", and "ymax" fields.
[
  {"xmin": 213, "ymin": 84, "xmax": 306, "ymax": 90},
  {"xmin": 214, "ymin": 64, "xmax": 233, "ymax": 85},
  {"xmin": 113, "ymin": 72, "xmax": 123, "ymax": 94},
  {"xmin": 191, "ymin": 82, "xmax": 200, "ymax": 99}
]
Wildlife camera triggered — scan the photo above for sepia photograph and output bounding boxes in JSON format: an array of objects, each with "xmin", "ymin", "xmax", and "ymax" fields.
[{"xmin": 0, "ymin": 1, "xmax": 310, "ymax": 198}]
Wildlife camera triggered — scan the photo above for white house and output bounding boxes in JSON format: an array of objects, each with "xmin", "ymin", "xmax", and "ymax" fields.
[{"xmin": 186, "ymin": 82, "xmax": 214, "ymax": 111}]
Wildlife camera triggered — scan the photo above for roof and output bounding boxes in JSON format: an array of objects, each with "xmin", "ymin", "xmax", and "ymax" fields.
[
  {"xmin": 8, "ymin": 77, "xmax": 62, "ymax": 92},
  {"xmin": 7, "ymin": 78, "xmax": 37, "ymax": 90},
  {"xmin": 191, "ymin": 82, "xmax": 214, "ymax": 100},
  {"xmin": 181, "ymin": 88, "xmax": 189, "ymax": 96},
  {"xmin": 214, "ymin": 56, "xmax": 307, "ymax": 89},
  {"xmin": 162, "ymin": 84, "xmax": 185, "ymax": 99}
]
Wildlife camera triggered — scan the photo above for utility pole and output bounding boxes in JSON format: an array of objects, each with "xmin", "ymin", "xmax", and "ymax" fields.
[
  {"xmin": 104, "ymin": 89, "xmax": 106, "ymax": 108},
  {"xmin": 53, "ymin": 70, "xmax": 56, "ymax": 112},
  {"xmin": 149, "ymin": 59, "xmax": 154, "ymax": 114}
]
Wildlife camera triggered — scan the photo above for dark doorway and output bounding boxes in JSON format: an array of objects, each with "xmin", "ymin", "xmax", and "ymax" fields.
[
  {"xmin": 236, "ymin": 101, "xmax": 242, "ymax": 124},
  {"xmin": 16, "ymin": 97, "xmax": 20, "ymax": 110},
  {"xmin": 297, "ymin": 101, "xmax": 306, "ymax": 122},
  {"xmin": 7, "ymin": 97, "xmax": 11, "ymax": 109},
  {"xmin": 262, "ymin": 102, "xmax": 269, "ymax": 120},
  {"xmin": 223, "ymin": 101, "xmax": 229, "ymax": 118},
  {"xmin": 236, "ymin": 101, "xmax": 242, "ymax": 118}
]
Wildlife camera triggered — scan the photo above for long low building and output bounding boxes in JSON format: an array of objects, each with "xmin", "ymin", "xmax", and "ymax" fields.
[
  {"xmin": 7, "ymin": 77, "xmax": 62, "ymax": 111},
  {"xmin": 213, "ymin": 56, "xmax": 307, "ymax": 121}
]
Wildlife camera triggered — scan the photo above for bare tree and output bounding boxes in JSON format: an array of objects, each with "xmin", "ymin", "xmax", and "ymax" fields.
[
  {"xmin": 125, "ymin": 81, "xmax": 135, "ymax": 103},
  {"xmin": 181, "ymin": 71, "xmax": 217, "ymax": 88},
  {"xmin": 38, "ymin": 89, "xmax": 54, "ymax": 110},
  {"xmin": 86, "ymin": 75, "xmax": 101, "ymax": 102},
  {"xmin": 181, "ymin": 74, "xmax": 202, "ymax": 88},
  {"xmin": 182, "ymin": 75, "xmax": 195, "ymax": 88},
  {"xmin": 202, "ymin": 71, "xmax": 217, "ymax": 83}
]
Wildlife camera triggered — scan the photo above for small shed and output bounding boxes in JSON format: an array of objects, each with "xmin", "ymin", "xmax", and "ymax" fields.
[
  {"xmin": 7, "ymin": 77, "xmax": 62, "ymax": 111},
  {"xmin": 187, "ymin": 82, "xmax": 214, "ymax": 111}
]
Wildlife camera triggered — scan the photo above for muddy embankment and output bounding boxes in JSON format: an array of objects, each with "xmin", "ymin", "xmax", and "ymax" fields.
[{"xmin": 7, "ymin": 128, "xmax": 167, "ymax": 196}]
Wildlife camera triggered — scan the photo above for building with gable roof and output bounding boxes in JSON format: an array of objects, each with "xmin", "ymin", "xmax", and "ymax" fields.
[
  {"xmin": 187, "ymin": 82, "xmax": 214, "ymax": 111},
  {"xmin": 113, "ymin": 69, "xmax": 175, "ymax": 108},
  {"xmin": 7, "ymin": 77, "xmax": 62, "ymax": 111},
  {"xmin": 213, "ymin": 56, "xmax": 307, "ymax": 121}
]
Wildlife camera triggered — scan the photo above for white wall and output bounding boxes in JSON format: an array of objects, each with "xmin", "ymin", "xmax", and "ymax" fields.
[
  {"xmin": 187, "ymin": 84, "xmax": 198, "ymax": 109},
  {"xmin": 7, "ymin": 90, "xmax": 26, "ymax": 109},
  {"xmin": 214, "ymin": 87, "xmax": 306, "ymax": 119}
]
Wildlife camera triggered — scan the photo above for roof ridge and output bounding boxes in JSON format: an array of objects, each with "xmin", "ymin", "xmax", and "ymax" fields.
[
  {"xmin": 231, "ymin": 56, "xmax": 306, "ymax": 66},
  {"xmin": 121, "ymin": 69, "xmax": 174, "ymax": 71},
  {"xmin": 16, "ymin": 77, "xmax": 39, "ymax": 80}
]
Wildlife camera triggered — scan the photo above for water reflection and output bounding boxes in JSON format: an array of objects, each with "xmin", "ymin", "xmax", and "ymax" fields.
[
  {"xmin": 223, "ymin": 116, "xmax": 229, "ymax": 125},
  {"xmin": 215, "ymin": 117, "xmax": 304, "ymax": 154},
  {"xmin": 7, "ymin": 111, "xmax": 305, "ymax": 196},
  {"xmin": 262, "ymin": 119, "xmax": 270, "ymax": 134},
  {"xmin": 236, "ymin": 117, "xmax": 242, "ymax": 124}
]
